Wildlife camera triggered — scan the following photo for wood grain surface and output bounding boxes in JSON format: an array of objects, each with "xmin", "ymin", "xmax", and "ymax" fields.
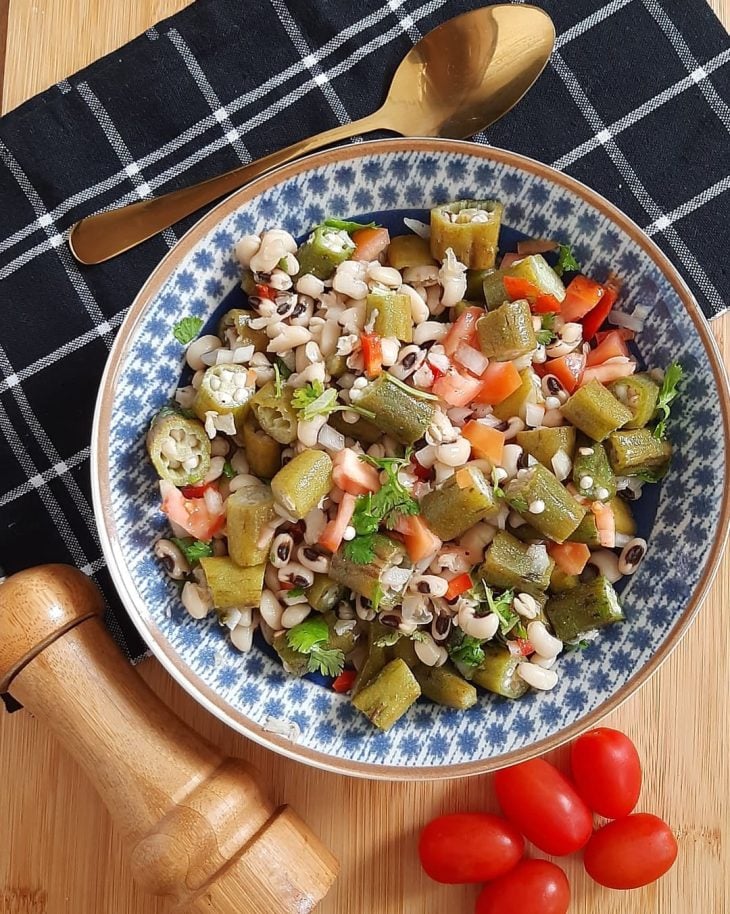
[{"xmin": 1, "ymin": 3, "xmax": 729, "ymax": 914}]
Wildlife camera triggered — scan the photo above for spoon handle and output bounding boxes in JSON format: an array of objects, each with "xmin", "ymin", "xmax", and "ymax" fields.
[{"xmin": 69, "ymin": 110, "xmax": 389, "ymax": 265}]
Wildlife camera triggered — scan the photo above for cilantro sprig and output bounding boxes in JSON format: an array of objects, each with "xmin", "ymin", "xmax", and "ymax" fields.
[
  {"xmin": 652, "ymin": 362, "xmax": 683, "ymax": 440},
  {"xmin": 536, "ymin": 312, "xmax": 557, "ymax": 346},
  {"xmin": 343, "ymin": 452, "xmax": 420, "ymax": 564},
  {"xmin": 286, "ymin": 617, "xmax": 345, "ymax": 677},
  {"xmin": 484, "ymin": 585, "xmax": 519, "ymax": 635},
  {"xmin": 291, "ymin": 380, "xmax": 375, "ymax": 423},
  {"xmin": 448, "ymin": 630, "xmax": 486, "ymax": 668},
  {"xmin": 171, "ymin": 537, "xmax": 214, "ymax": 564},
  {"xmin": 173, "ymin": 316, "xmax": 204, "ymax": 345},
  {"xmin": 554, "ymin": 243, "xmax": 581, "ymax": 277}
]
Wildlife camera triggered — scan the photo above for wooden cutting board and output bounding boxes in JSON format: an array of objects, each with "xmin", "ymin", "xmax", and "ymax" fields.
[{"xmin": 1, "ymin": 3, "xmax": 728, "ymax": 912}]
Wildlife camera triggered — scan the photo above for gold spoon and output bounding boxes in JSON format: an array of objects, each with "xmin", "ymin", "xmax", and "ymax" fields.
[{"xmin": 69, "ymin": 5, "xmax": 554, "ymax": 264}]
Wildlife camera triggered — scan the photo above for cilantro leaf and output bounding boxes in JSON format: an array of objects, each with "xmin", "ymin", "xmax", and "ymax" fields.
[
  {"xmin": 307, "ymin": 645, "xmax": 345, "ymax": 677},
  {"xmin": 484, "ymin": 585, "xmax": 519, "ymax": 634},
  {"xmin": 285, "ymin": 616, "xmax": 346, "ymax": 677},
  {"xmin": 371, "ymin": 582, "xmax": 384, "ymax": 614},
  {"xmin": 291, "ymin": 381, "xmax": 340, "ymax": 422},
  {"xmin": 287, "ymin": 586, "xmax": 306, "ymax": 598},
  {"xmin": 286, "ymin": 616, "xmax": 329, "ymax": 653},
  {"xmin": 171, "ymin": 537, "xmax": 213, "ymax": 564},
  {"xmin": 565, "ymin": 638, "xmax": 590, "ymax": 652},
  {"xmin": 343, "ymin": 533, "xmax": 377, "ymax": 565},
  {"xmin": 554, "ymin": 244, "xmax": 581, "ymax": 277},
  {"xmin": 536, "ymin": 313, "xmax": 557, "ymax": 346},
  {"xmin": 652, "ymin": 361, "xmax": 683, "ymax": 439},
  {"xmin": 173, "ymin": 316, "xmax": 204, "ymax": 345},
  {"xmin": 448, "ymin": 630, "xmax": 486, "ymax": 668},
  {"xmin": 375, "ymin": 631, "xmax": 402, "ymax": 648},
  {"xmin": 634, "ymin": 466, "xmax": 669, "ymax": 483},
  {"xmin": 323, "ymin": 217, "xmax": 379, "ymax": 234},
  {"xmin": 222, "ymin": 460, "xmax": 235, "ymax": 479}
]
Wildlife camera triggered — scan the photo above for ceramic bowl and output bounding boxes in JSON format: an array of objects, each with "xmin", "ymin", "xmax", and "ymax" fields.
[{"xmin": 92, "ymin": 138, "xmax": 730, "ymax": 779}]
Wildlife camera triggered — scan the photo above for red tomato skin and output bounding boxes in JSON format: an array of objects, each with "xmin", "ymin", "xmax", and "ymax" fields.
[
  {"xmin": 584, "ymin": 813, "xmax": 678, "ymax": 889},
  {"xmin": 571, "ymin": 728, "xmax": 642, "ymax": 818},
  {"xmin": 494, "ymin": 758, "xmax": 594, "ymax": 855},
  {"xmin": 475, "ymin": 859, "xmax": 570, "ymax": 914},
  {"xmin": 418, "ymin": 813, "xmax": 524, "ymax": 884}
]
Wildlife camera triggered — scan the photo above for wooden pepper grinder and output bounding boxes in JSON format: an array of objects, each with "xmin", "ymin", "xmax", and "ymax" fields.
[{"xmin": 0, "ymin": 564, "xmax": 338, "ymax": 913}]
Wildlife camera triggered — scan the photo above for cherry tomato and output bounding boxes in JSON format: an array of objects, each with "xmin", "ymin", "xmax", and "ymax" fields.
[
  {"xmin": 584, "ymin": 813, "xmax": 678, "ymax": 889},
  {"xmin": 418, "ymin": 813, "xmax": 524, "ymax": 884},
  {"xmin": 571, "ymin": 728, "xmax": 642, "ymax": 818},
  {"xmin": 475, "ymin": 859, "xmax": 570, "ymax": 914},
  {"xmin": 493, "ymin": 758, "xmax": 593, "ymax": 855}
]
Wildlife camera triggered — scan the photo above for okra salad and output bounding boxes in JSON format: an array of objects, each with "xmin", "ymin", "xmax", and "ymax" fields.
[{"xmin": 149, "ymin": 200, "xmax": 683, "ymax": 732}]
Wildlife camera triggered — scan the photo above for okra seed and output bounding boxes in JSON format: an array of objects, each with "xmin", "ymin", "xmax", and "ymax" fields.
[
  {"xmin": 579, "ymin": 475, "xmax": 594, "ymax": 489},
  {"xmin": 528, "ymin": 499, "xmax": 545, "ymax": 514},
  {"xmin": 578, "ymin": 446, "xmax": 594, "ymax": 456},
  {"xmin": 596, "ymin": 486, "xmax": 610, "ymax": 500}
]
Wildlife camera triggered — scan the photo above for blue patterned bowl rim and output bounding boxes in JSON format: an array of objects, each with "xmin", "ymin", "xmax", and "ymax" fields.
[{"xmin": 91, "ymin": 138, "xmax": 730, "ymax": 780}]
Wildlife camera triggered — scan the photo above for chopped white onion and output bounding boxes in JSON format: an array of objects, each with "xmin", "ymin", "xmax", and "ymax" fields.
[
  {"xmin": 403, "ymin": 217, "xmax": 430, "ymax": 239},
  {"xmin": 381, "ymin": 566, "xmax": 412, "ymax": 590},
  {"xmin": 317, "ymin": 423, "xmax": 345, "ymax": 452},
  {"xmin": 415, "ymin": 444, "xmax": 438, "ymax": 468},
  {"xmin": 551, "ymin": 448, "xmax": 572, "ymax": 481},
  {"xmin": 455, "ymin": 342, "xmax": 490, "ymax": 376},
  {"xmin": 472, "ymin": 409, "xmax": 503, "ymax": 426},
  {"xmin": 446, "ymin": 406, "xmax": 473, "ymax": 427},
  {"xmin": 526, "ymin": 544, "xmax": 551, "ymax": 574},
  {"xmin": 525, "ymin": 402, "xmax": 546, "ymax": 428},
  {"xmin": 608, "ymin": 310, "xmax": 644, "ymax": 332}
]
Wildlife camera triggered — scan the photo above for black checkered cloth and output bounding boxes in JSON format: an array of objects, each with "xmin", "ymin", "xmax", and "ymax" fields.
[{"xmin": 0, "ymin": 0, "xmax": 728, "ymax": 663}]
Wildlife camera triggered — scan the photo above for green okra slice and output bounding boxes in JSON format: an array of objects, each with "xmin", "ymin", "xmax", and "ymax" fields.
[
  {"xmin": 572, "ymin": 441, "xmax": 616, "ymax": 502},
  {"xmin": 605, "ymin": 428, "xmax": 672, "ymax": 478},
  {"xmin": 351, "ymin": 658, "xmax": 421, "ymax": 731},
  {"xmin": 567, "ymin": 512, "xmax": 600, "ymax": 546},
  {"xmin": 329, "ymin": 410, "xmax": 383, "ymax": 445},
  {"xmin": 354, "ymin": 373, "xmax": 436, "ymax": 446},
  {"xmin": 560, "ymin": 380, "xmax": 633, "ymax": 442},
  {"xmin": 413, "ymin": 662, "xmax": 478, "ymax": 710},
  {"xmin": 226, "ymin": 485, "xmax": 276, "ymax": 567},
  {"xmin": 515, "ymin": 427, "xmax": 576, "ymax": 469},
  {"xmin": 366, "ymin": 290, "xmax": 413, "ymax": 342},
  {"xmin": 192, "ymin": 364, "xmax": 254, "ymax": 429},
  {"xmin": 476, "ymin": 299, "xmax": 537, "ymax": 361},
  {"xmin": 352, "ymin": 620, "xmax": 392, "ymax": 695},
  {"xmin": 430, "ymin": 199, "xmax": 504, "ymax": 269},
  {"xmin": 217, "ymin": 308, "xmax": 269, "ymax": 352},
  {"xmin": 420, "ymin": 465, "xmax": 499, "ymax": 541},
  {"xmin": 251, "ymin": 381, "xmax": 298, "ymax": 445},
  {"xmin": 241, "ymin": 415, "xmax": 282, "ymax": 479},
  {"xmin": 307, "ymin": 573, "xmax": 347, "ymax": 613},
  {"xmin": 549, "ymin": 567, "xmax": 581, "ymax": 593},
  {"xmin": 329, "ymin": 534, "xmax": 406, "ymax": 608},
  {"xmin": 479, "ymin": 530, "xmax": 554, "ymax": 599},
  {"xmin": 470, "ymin": 644, "xmax": 530, "ymax": 699},
  {"xmin": 505, "ymin": 464, "xmax": 586, "ymax": 543},
  {"xmin": 546, "ymin": 576, "xmax": 624, "ymax": 643},
  {"xmin": 146, "ymin": 409, "xmax": 211, "ymax": 486},
  {"xmin": 270, "ymin": 449, "xmax": 333, "ymax": 519},
  {"xmin": 492, "ymin": 368, "xmax": 541, "ymax": 422},
  {"xmin": 506, "ymin": 254, "xmax": 566, "ymax": 301},
  {"xmin": 466, "ymin": 268, "xmax": 492, "ymax": 302},
  {"xmin": 608, "ymin": 373, "xmax": 660, "ymax": 429},
  {"xmin": 482, "ymin": 268, "xmax": 509, "ymax": 310},
  {"xmin": 199, "ymin": 556, "xmax": 265, "ymax": 610},
  {"xmin": 387, "ymin": 234, "xmax": 436, "ymax": 270},
  {"xmin": 296, "ymin": 225, "xmax": 355, "ymax": 280}
]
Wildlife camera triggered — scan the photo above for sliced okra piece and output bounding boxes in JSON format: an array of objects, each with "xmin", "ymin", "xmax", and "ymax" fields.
[
  {"xmin": 192, "ymin": 364, "xmax": 254, "ymax": 429},
  {"xmin": 560, "ymin": 380, "xmax": 633, "ymax": 442},
  {"xmin": 366, "ymin": 290, "xmax": 413, "ymax": 342},
  {"xmin": 470, "ymin": 644, "xmax": 530, "ymax": 699},
  {"xmin": 241, "ymin": 415, "xmax": 282, "ymax": 479},
  {"xmin": 420, "ymin": 465, "xmax": 499, "ymax": 540},
  {"xmin": 476, "ymin": 299, "xmax": 537, "ymax": 361},
  {"xmin": 217, "ymin": 308, "xmax": 268, "ymax": 351},
  {"xmin": 608, "ymin": 373, "xmax": 660, "ymax": 429},
  {"xmin": 226, "ymin": 485, "xmax": 276, "ymax": 567},
  {"xmin": 430, "ymin": 199, "xmax": 504, "ymax": 269},
  {"xmin": 505, "ymin": 464, "xmax": 586, "ymax": 543},
  {"xmin": 270, "ymin": 449, "xmax": 333, "ymax": 519},
  {"xmin": 351, "ymin": 658, "xmax": 421, "ymax": 731},
  {"xmin": 479, "ymin": 530, "xmax": 554, "ymax": 599},
  {"xmin": 605, "ymin": 428, "xmax": 672, "ymax": 478},
  {"xmin": 572, "ymin": 440, "xmax": 616, "ymax": 502},
  {"xmin": 516, "ymin": 427, "xmax": 576, "ymax": 469},
  {"xmin": 251, "ymin": 381, "xmax": 298, "ymax": 445},
  {"xmin": 296, "ymin": 225, "xmax": 355, "ymax": 280},
  {"xmin": 199, "ymin": 556, "xmax": 265, "ymax": 610},
  {"xmin": 146, "ymin": 409, "xmax": 211, "ymax": 486},
  {"xmin": 355, "ymin": 373, "xmax": 436, "ymax": 446},
  {"xmin": 386, "ymin": 234, "xmax": 436, "ymax": 270},
  {"xmin": 546, "ymin": 576, "xmax": 624, "ymax": 643},
  {"xmin": 413, "ymin": 661, "xmax": 478, "ymax": 710}
]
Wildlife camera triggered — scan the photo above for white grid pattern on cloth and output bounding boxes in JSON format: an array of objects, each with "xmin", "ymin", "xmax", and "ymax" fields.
[
  {"xmin": 0, "ymin": 0, "xmax": 450, "ymax": 265},
  {"xmin": 167, "ymin": 28, "xmax": 253, "ymax": 166},
  {"xmin": 0, "ymin": 446, "xmax": 90, "ymax": 508},
  {"xmin": 551, "ymin": 49, "xmax": 726, "ymax": 314},
  {"xmin": 270, "ymin": 0, "xmax": 352, "ymax": 126},
  {"xmin": 77, "ymin": 82, "xmax": 179, "ymax": 250},
  {"xmin": 645, "ymin": 175, "xmax": 730, "ymax": 234}
]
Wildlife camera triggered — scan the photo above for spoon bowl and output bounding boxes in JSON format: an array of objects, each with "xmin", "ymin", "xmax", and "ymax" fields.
[{"xmin": 69, "ymin": 5, "xmax": 554, "ymax": 264}]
